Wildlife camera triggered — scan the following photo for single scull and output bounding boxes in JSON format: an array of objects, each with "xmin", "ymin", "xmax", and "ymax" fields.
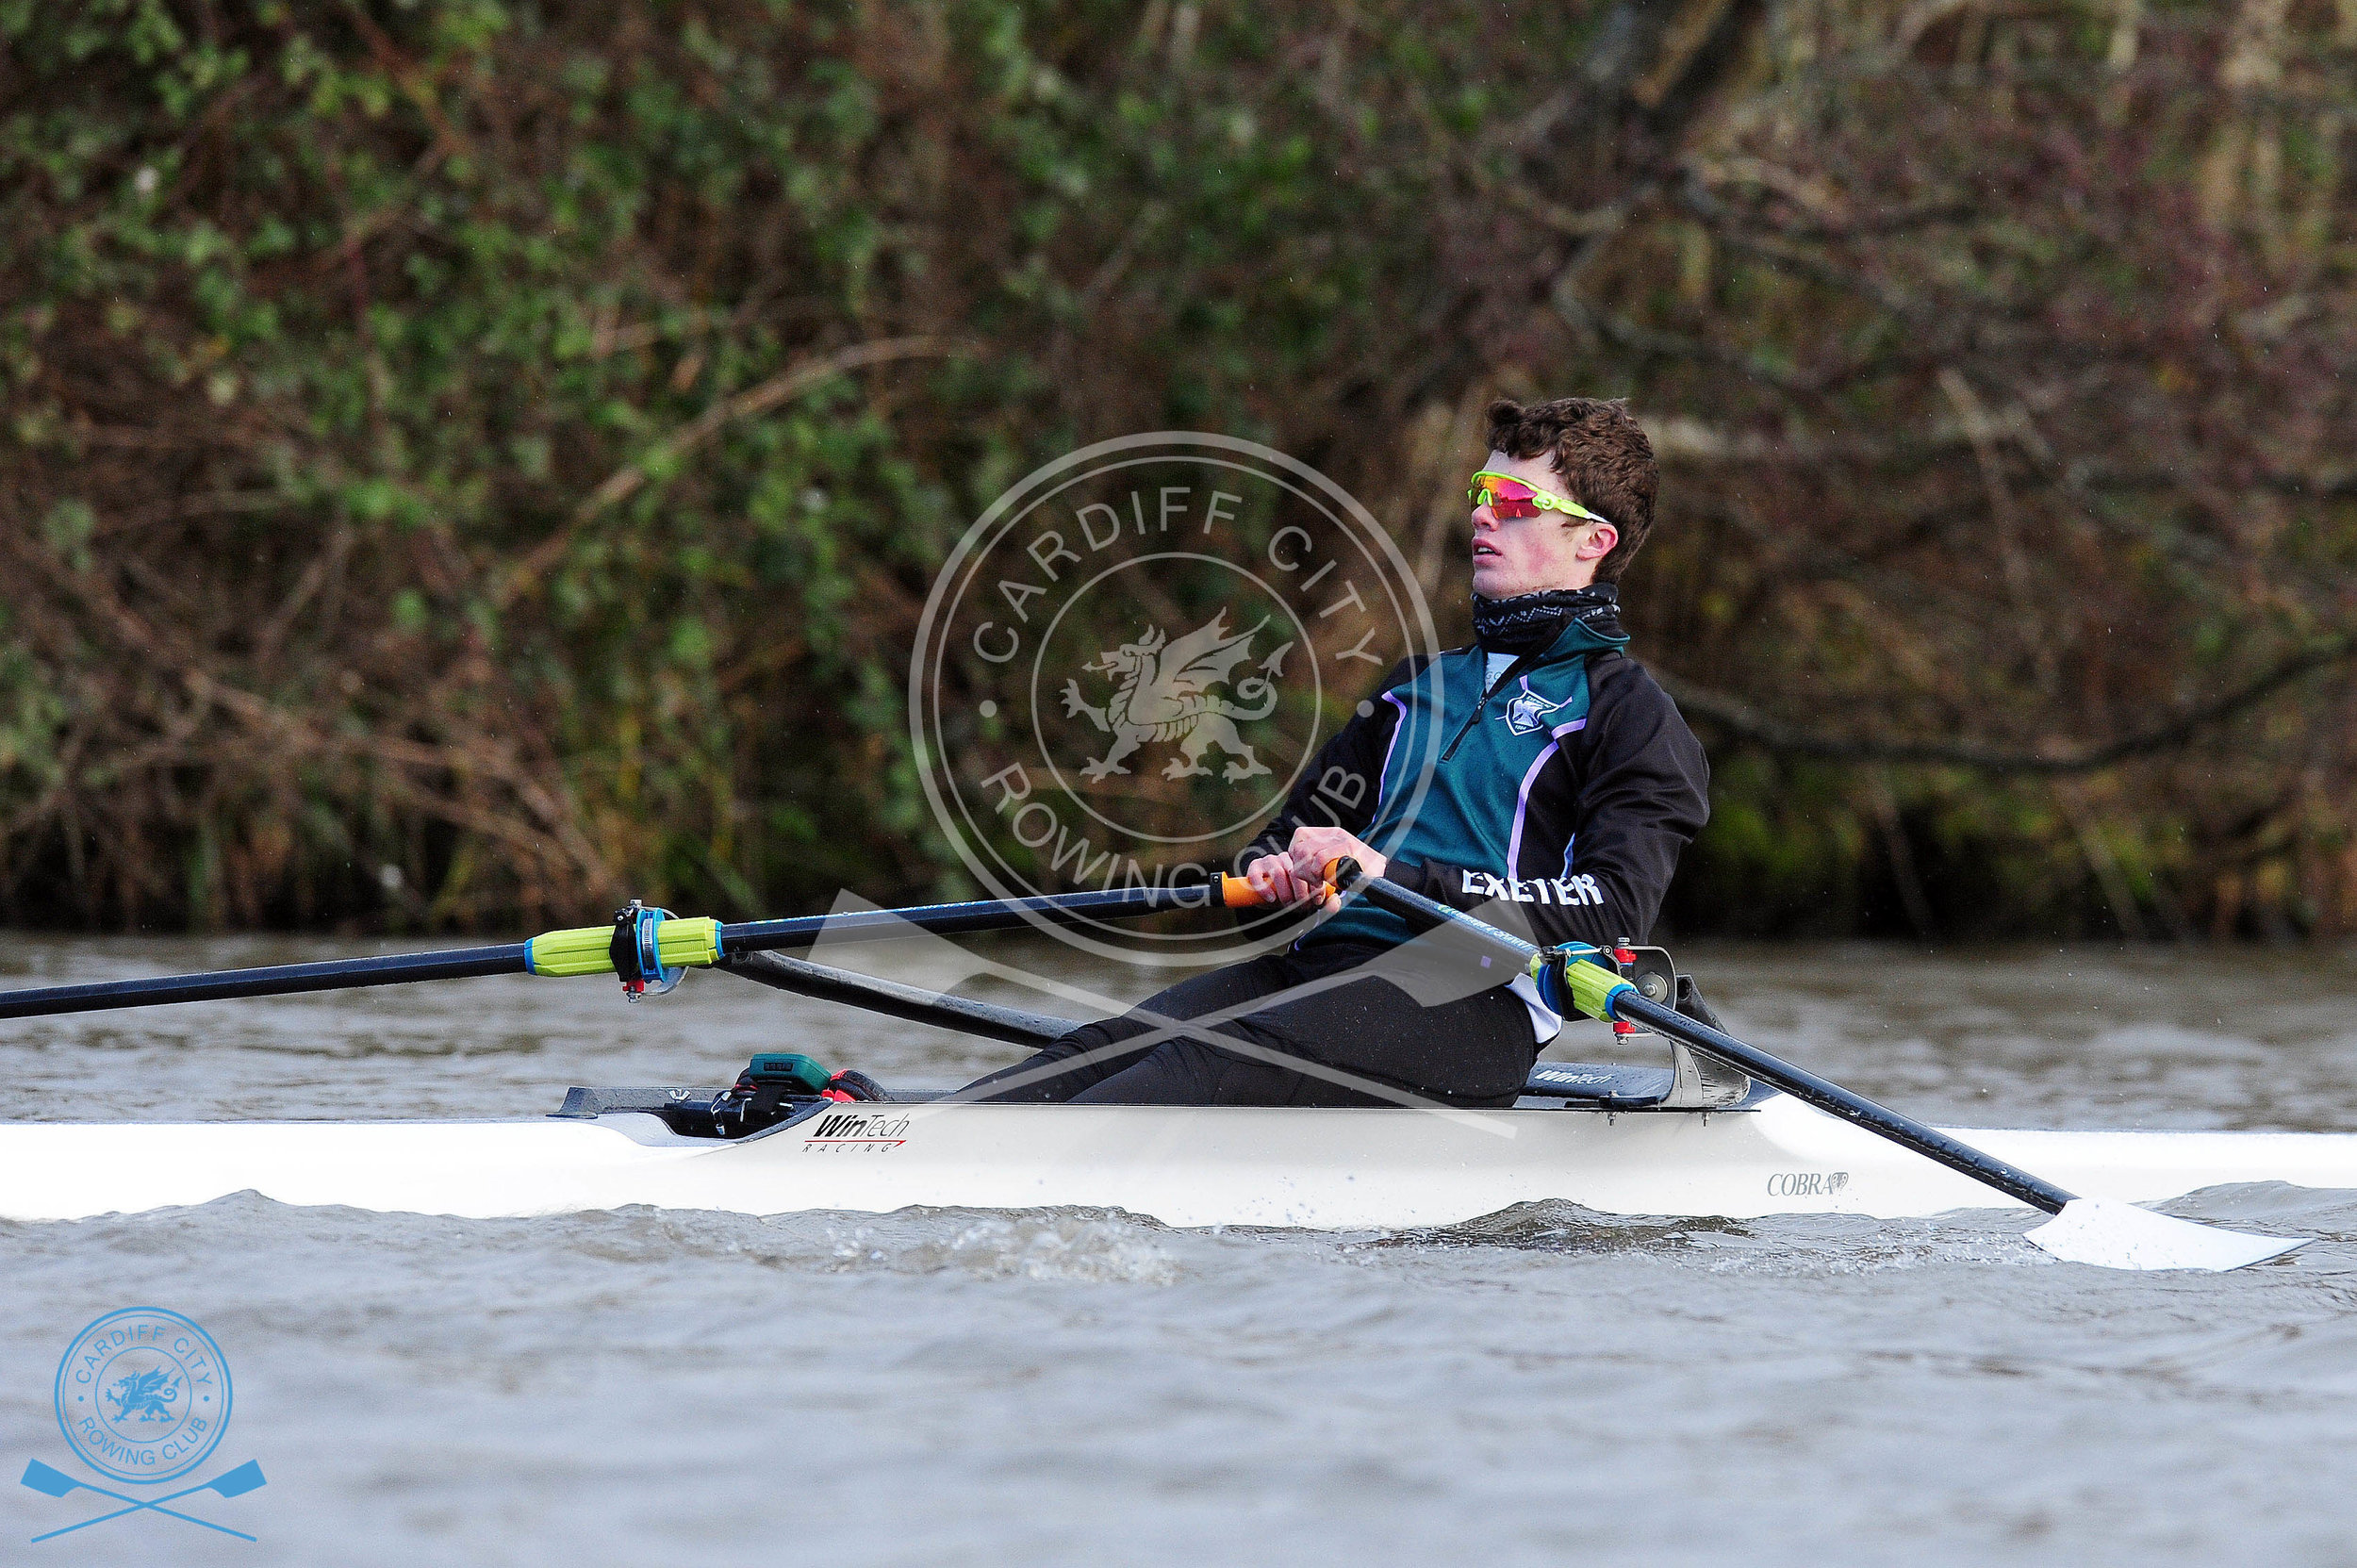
[
  {"xmin": 3, "ymin": 1066, "xmax": 2352, "ymax": 1233},
  {"xmin": 0, "ymin": 869, "xmax": 2337, "ymax": 1269}
]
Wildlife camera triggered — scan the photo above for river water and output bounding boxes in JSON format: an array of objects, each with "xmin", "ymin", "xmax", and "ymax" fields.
[{"xmin": 3, "ymin": 935, "xmax": 2355, "ymax": 1566}]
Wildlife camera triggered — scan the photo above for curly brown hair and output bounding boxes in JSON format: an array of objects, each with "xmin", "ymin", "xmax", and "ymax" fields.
[{"xmin": 1481, "ymin": 397, "xmax": 1657, "ymax": 584}]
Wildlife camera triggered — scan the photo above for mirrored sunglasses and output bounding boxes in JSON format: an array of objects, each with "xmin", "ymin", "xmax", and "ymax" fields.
[{"xmin": 1467, "ymin": 470, "xmax": 1609, "ymax": 525}]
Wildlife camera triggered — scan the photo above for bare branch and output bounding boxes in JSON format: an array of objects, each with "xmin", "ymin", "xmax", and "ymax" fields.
[{"xmin": 1657, "ymin": 635, "xmax": 2357, "ymax": 774}]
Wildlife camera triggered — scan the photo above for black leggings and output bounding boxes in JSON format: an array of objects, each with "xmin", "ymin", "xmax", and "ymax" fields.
[{"xmin": 958, "ymin": 940, "xmax": 1537, "ymax": 1108}]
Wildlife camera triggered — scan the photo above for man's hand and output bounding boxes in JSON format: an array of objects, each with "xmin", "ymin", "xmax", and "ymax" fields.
[{"xmin": 1244, "ymin": 827, "xmax": 1387, "ymax": 913}]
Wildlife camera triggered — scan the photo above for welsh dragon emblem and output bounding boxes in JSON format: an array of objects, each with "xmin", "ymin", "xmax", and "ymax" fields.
[
  {"xmin": 1061, "ymin": 612, "xmax": 1292, "ymax": 783},
  {"xmin": 102, "ymin": 1368, "xmax": 180, "ymax": 1424}
]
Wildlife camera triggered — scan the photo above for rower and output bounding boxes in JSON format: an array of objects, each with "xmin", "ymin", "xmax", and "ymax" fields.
[{"xmin": 962, "ymin": 397, "xmax": 1710, "ymax": 1109}]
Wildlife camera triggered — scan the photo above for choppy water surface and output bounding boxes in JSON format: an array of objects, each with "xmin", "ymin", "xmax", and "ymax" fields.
[{"xmin": 3, "ymin": 935, "xmax": 2356, "ymax": 1566}]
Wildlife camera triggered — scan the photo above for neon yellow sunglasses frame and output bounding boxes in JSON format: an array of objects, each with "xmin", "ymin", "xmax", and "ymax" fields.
[{"xmin": 1467, "ymin": 470, "xmax": 1612, "ymax": 526}]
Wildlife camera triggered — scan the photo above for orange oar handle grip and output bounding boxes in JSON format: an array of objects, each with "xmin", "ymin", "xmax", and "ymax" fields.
[
  {"xmin": 1215, "ymin": 859, "xmax": 1351, "ymax": 908},
  {"xmin": 1218, "ymin": 873, "xmax": 1266, "ymax": 908}
]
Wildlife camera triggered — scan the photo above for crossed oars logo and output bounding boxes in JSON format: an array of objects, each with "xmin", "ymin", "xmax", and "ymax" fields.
[
  {"xmin": 23, "ymin": 1457, "xmax": 267, "ymax": 1543},
  {"xmin": 33, "ymin": 1307, "xmax": 264, "ymax": 1543}
]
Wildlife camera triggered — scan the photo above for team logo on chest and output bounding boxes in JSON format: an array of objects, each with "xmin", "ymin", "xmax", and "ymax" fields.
[{"xmin": 1499, "ymin": 679, "xmax": 1574, "ymax": 736}]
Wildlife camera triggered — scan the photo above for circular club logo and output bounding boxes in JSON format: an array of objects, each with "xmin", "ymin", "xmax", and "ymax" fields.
[
  {"xmin": 912, "ymin": 433, "xmax": 1440, "ymax": 963},
  {"xmin": 55, "ymin": 1308, "xmax": 232, "ymax": 1483}
]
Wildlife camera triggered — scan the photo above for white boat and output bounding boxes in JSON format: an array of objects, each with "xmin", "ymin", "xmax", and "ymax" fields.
[
  {"xmin": 7, "ymin": 1064, "xmax": 2354, "ymax": 1230},
  {"xmin": 0, "ymin": 888, "xmax": 2334, "ymax": 1268}
]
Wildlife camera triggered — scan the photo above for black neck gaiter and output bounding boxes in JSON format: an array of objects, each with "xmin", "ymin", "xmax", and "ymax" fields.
[{"xmin": 1472, "ymin": 584, "xmax": 1621, "ymax": 655}]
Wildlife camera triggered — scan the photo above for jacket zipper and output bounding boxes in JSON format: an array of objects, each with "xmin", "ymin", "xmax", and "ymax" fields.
[{"xmin": 1439, "ymin": 648, "xmax": 1542, "ymax": 763}]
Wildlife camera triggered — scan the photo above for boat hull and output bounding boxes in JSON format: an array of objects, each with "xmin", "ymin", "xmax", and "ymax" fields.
[{"xmin": 7, "ymin": 1097, "xmax": 2357, "ymax": 1229}]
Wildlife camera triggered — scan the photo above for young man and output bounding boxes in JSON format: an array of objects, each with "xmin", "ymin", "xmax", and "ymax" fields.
[{"xmin": 964, "ymin": 397, "xmax": 1709, "ymax": 1108}]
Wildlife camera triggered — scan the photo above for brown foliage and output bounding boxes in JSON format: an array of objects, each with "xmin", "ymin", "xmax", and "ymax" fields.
[{"xmin": 3, "ymin": 0, "xmax": 2353, "ymax": 939}]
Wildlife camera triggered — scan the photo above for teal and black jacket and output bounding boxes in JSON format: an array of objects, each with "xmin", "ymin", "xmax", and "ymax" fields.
[{"xmin": 1247, "ymin": 587, "xmax": 1709, "ymax": 953}]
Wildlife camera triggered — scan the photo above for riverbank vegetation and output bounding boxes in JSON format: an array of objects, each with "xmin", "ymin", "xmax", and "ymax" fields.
[{"xmin": 5, "ymin": 0, "xmax": 2353, "ymax": 938}]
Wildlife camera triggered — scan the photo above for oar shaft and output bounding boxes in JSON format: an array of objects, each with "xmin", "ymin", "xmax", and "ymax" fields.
[
  {"xmin": 0, "ymin": 881, "xmax": 1233, "ymax": 1023},
  {"xmin": 717, "ymin": 883, "xmax": 1220, "ymax": 953},
  {"xmin": 1335, "ymin": 867, "xmax": 1510, "ymax": 949},
  {"xmin": 0, "ymin": 945, "xmax": 531, "ymax": 1021},
  {"xmin": 1335, "ymin": 863, "xmax": 2082, "ymax": 1216},
  {"xmin": 1609, "ymin": 992, "xmax": 2076, "ymax": 1213},
  {"xmin": 718, "ymin": 950, "xmax": 1075, "ymax": 1048}
]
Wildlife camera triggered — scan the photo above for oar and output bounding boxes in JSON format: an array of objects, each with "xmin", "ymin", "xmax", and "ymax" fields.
[
  {"xmin": 22, "ymin": 1458, "xmax": 263, "ymax": 1542},
  {"xmin": 717, "ymin": 949, "xmax": 1075, "ymax": 1048},
  {"xmin": 717, "ymin": 869, "xmax": 1373, "ymax": 1054},
  {"xmin": 1328, "ymin": 861, "xmax": 2305, "ymax": 1273},
  {"xmin": 0, "ymin": 877, "xmax": 1271, "ymax": 1022}
]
